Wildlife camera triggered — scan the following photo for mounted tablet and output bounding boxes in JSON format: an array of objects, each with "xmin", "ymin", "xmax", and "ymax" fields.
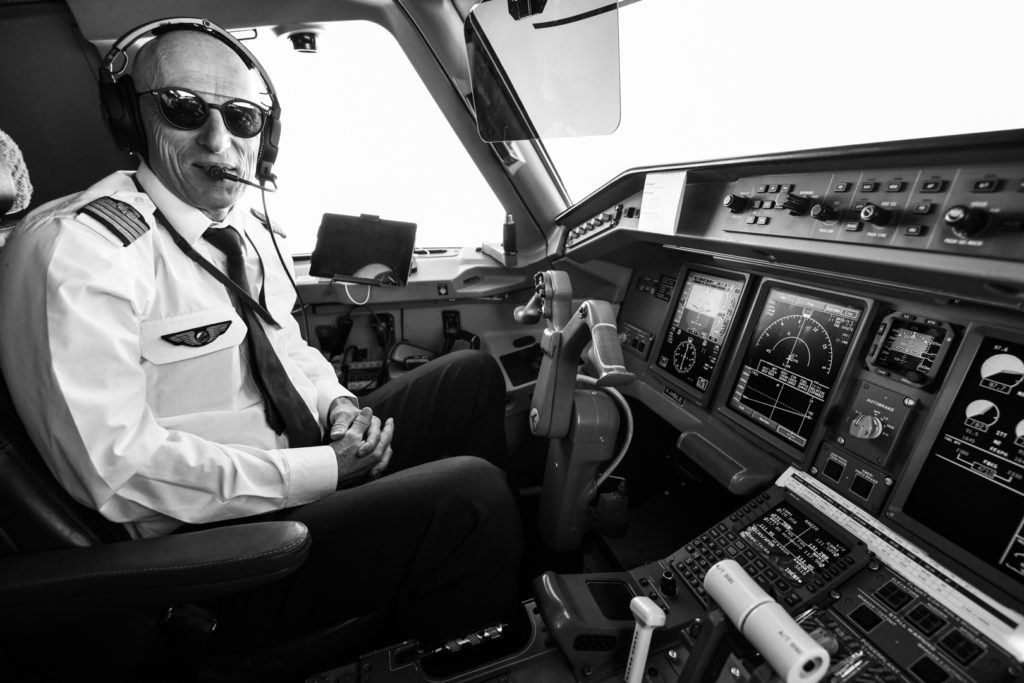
[{"xmin": 309, "ymin": 213, "xmax": 417, "ymax": 287}]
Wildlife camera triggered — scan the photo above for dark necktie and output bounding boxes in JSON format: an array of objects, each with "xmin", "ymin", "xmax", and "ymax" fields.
[{"xmin": 204, "ymin": 226, "xmax": 322, "ymax": 447}]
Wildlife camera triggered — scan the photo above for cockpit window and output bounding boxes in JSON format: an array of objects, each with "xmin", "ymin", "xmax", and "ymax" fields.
[
  {"xmin": 245, "ymin": 21, "xmax": 504, "ymax": 253},
  {"xmin": 542, "ymin": 0, "xmax": 1024, "ymax": 202}
]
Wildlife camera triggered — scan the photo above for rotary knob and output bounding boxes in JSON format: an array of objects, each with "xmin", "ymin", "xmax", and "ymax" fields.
[
  {"xmin": 859, "ymin": 203, "xmax": 892, "ymax": 226},
  {"xmin": 779, "ymin": 192, "xmax": 811, "ymax": 216},
  {"xmin": 849, "ymin": 413, "xmax": 884, "ymax": 440},
  {"xmin": 810, "ymin": 203, "xmax": 838, "ymax": 222},
  {"xmin": 944, "ymin": 205, "xmax": 988, "ymax": 238},
  {"xmin": 723, "ymin": 194, "xmax": 749, "ymax": 213},
  {"xmin": 660, "ymin": 570, "xmax": 678, "ymax": 597}
]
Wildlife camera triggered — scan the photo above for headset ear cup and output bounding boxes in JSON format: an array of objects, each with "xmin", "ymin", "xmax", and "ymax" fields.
[
  {"xmin": 99, "ymin": 72, "xmax": 146, "ymax": 160},
  {"xmin": 120, "ymin": 75, "xmax": 147, "ymax": 160}
]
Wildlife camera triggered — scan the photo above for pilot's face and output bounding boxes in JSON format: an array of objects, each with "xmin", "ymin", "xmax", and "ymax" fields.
[{"xmin": 136, "ymin": 32, "xmax": 263, "ymax": 221}]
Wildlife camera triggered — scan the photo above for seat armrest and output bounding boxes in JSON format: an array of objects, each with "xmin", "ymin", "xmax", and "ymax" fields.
[{"xmin": 0, "ymin": 520, "xmax": 310, "ymax": 631}]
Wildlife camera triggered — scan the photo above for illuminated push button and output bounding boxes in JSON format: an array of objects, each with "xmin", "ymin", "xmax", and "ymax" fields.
[
  {"xmin": 850, "ymin": 413, "xmax": 884, "ymax": 440},
  {"xmin": 920, "ymin": 179, "xmax": 945, "ymax": 193}
]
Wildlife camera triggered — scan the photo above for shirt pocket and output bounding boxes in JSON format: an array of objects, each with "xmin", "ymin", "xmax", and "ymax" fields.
[
  {"xmin": 139, "ymin": 308, "xmax": 246, "ymax": 365},
  {"xmin": 139, "ymin": 308, "xmax": 251, "ymax": 417}
]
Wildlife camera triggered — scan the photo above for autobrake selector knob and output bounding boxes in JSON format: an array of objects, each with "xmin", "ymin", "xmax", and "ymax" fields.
[
  {"xmin": 859, "ymin": 203, "xmax": 892, "ymax": 226},
  {"xmin": 779, "ymin": 192, "xmax": 811, "ymax": 216},
  {"xmin": 944, "ymin": 205, "xmax": 988, "ymax": 238},
  {"xmin": 723, "ymin": 194, "xmax": 749, "ymax": 213},
  {"xmin": 810, "ymin": 203, "xmax": 838, "ymax": 221},
  {"xmin": 849, "ymin": 414, "xmax": 884, "ymax": 440}
]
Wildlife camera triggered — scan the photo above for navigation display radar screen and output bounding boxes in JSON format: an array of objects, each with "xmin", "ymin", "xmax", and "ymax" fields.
[
  {"xmin": 902, "ymin": 336, "xmax": 1024, "ymax": 596},
  {"xmin": 741, "ymin": 502, "xmax": 852, "ymax": 586},
  {"xmin": 729, "ymin": 287, "xmax": 863, "ymax": 451},
  {"xmin": 655, "ymin": 271, "xmax": 745, "ymax": 394}
]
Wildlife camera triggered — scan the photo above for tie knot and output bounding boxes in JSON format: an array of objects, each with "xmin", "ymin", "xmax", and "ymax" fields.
[{"xmin": 204, "ymin": 225, "xmax": 243, "ymax": 257}]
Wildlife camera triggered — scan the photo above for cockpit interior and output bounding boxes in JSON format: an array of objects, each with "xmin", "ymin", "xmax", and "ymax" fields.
[{"xmin": 0, "ymin": 1, "xmax": 1022, "ymax": 682}]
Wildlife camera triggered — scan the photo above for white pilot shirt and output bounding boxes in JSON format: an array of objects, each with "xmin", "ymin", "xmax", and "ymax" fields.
[{"xmin": 0, "ymin": 164, "xmax": 354, "ymax": 538}]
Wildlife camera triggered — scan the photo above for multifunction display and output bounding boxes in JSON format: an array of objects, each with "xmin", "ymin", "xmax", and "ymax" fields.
[
  {"xmin": 740, "ymin": 502, "xmax": 851, "ymax": 585},
  {"xmin": 903, "ymin": 336, "xmax": 1024, "ymax": 595},
  {"xmin": 655, "ymin": 271, "xmax": 744, "ymax": 393},
  {"xmin": 730, "ymin": 288, "xmax": 863, "ymax": 450},
  {"xmin": 867, "ymin": 312, "xmax": 954, "ymax": 387}
]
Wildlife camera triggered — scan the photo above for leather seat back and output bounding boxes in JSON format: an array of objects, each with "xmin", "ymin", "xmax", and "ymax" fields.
[{"xmin": 0, "ymin": 372, "xmax": 130, "ymax": 556}]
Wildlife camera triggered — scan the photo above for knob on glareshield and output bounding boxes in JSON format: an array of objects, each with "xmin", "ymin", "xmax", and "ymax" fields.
[
  {"xmin": 944, "ymin": 205, "xmax": 988, "ymax": 238},
  {"xmin": 810, "ymin": 203, "xmax": 837, "ymax": 221},
  {"xmin": 723, "ymin": 194, "xmax": 749, "ymax": 213},
  {"xmin": 860, "ymin": 203, "xmax": 892, "ymax": 226},
  {"xmin": 779, "ymin": 192, "xmax": 811, "ymax": 216}
]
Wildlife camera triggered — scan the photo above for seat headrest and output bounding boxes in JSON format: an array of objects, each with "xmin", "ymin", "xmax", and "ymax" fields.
[{"xmin": 0, "ymin": 128, "xmax": 32, "ymax": 217}]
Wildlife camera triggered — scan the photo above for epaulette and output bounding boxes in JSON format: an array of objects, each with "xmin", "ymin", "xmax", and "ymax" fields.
[
  {"xmin": 250, "ymin": 208, "xmax": 287, "ymax": 238},
  {"xmin": 78, "ymin": 196, "xmax": 150, "ymax": 246}
]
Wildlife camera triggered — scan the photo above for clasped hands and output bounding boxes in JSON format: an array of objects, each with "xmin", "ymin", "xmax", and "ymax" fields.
[{"xmin": 328, "ymin": 397, "xmax": 394, "ymax": 489}]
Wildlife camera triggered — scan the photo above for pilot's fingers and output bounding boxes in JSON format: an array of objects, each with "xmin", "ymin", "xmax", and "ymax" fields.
[
  {"xmin": 371, "ymin": 418, "xmax": 394, "ymax": 458},
  {"xmin": 370, "ymin": 446, "xmax": 393, "ymax": 480},
  {"xmin": 329, "ymin": 403, "xmax": 362, "ymax": 441},
  {"xmin": 339, "ymin": 407, "xmax": 373, "ymax": 446},
  {"xmin": 357, "ymin": 415, "xmax": 382, "ymax": 457}
]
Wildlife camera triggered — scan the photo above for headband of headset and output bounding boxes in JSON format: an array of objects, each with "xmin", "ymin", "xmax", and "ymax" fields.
[{"xmin": 99, "ymin": 17, "xmax": 281, "ymax": 184}]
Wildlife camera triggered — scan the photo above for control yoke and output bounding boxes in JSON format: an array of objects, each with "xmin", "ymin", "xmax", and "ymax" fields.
[{"xmin": 515, "ymin": 271, "xmax": 634, "ymax": 439}]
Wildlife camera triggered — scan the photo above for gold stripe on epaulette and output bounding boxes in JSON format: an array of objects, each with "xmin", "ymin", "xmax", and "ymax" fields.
[{"xmin": 79, "ymin": 196, "xmax": 150, "ymax": 246}]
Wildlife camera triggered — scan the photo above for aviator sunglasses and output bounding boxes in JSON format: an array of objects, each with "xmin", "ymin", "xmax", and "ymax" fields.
[{"xmin": 138, "ymin": 87, "xmax": 268, "ymax": 138}]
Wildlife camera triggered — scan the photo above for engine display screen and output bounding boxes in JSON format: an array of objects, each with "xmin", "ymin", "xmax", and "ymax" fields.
[
  {"xmin": 729, "ymin": 287, "xmax": 863, "ymax": 450},
  {"xmin": 889, "ymin": 327, "xmax": 934, "ymax": 358},
  {"xmin": 868, "ymin": 314, "xmax": 954, "ymax": 387},
  {"xmin": 655, "ymin": 271, "xmax": 744, "ymax": 393},
  {"xmin": 901, "ymin": 336, "xmax": 1024, "ymax": 596}
]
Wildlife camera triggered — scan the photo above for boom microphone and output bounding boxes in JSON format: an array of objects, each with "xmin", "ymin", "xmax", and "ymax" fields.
[{"xmin": 196, "ymin": 164, "xmax": 275, "ymax": 192}]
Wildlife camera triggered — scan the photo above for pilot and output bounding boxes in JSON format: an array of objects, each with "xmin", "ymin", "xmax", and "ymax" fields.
[{"xmin": 0, "ymin": 21, "xmax": 521, "ymax": 660}]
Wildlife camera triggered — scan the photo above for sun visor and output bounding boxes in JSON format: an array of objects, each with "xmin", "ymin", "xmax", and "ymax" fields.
[{"xmin": 465, "ymin": 0, "xmax": 621, "ymax": 142}]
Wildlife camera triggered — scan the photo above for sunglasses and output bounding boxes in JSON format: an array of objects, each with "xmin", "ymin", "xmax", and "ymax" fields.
[{"xmin": 138, "ymin": 87, "xmax": 268, "ymax": 138}]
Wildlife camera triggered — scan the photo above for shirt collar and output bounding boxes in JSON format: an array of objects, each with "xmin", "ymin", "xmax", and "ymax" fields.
[{"xmin": 135, "ymin": 163, "xmax": 248, "ymax": 246}]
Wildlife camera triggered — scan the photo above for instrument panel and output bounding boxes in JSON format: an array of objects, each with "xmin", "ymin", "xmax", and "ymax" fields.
[{"xmin": 549, "ymin": 131, "xmax": 1024, "ymax": 676}]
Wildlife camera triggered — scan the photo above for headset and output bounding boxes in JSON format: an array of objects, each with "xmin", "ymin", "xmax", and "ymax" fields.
[{"xmin": 98, "ymin": 17, "xmax": 282, "ymax": 185}]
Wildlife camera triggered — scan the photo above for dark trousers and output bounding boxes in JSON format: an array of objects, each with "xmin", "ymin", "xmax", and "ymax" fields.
[{"xmin": 212, "ymin": 351, "xmax": 522, "ymax": 659}]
